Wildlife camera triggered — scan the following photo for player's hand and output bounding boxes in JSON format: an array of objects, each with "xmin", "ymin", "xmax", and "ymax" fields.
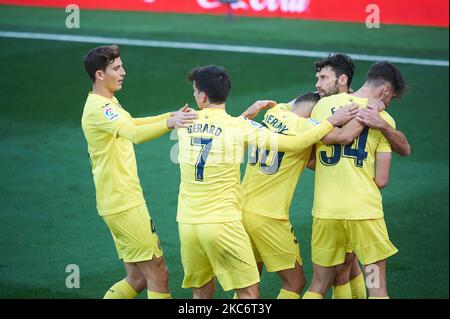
[
  {"xmin": 256, "ymin": 100, "xmax": 277, "ymax": 110},
  {"xmin": 356, "ymin": 108, "xmax": 388, "ymax": 130},
  {"xmin": 179, "ymin": 103, "xmax": 196, "ymax": 113},
  {"xmin": 367, "ymin": 99, "xmax": 386, "ymax": 111},
  {"xmin": 327, "ymin": 103, "xmax": 359, "ymax": 127},
  {"xmin": 167, "ymin": 108, "xmax": 198, "ymax": 129},
  {"xmin": 171, "ymin": 104, "xmax": 196, "ymax": 117},
  {"xmin": 241, "ymin": 100, "xmax": 277, "ymax": 119}
]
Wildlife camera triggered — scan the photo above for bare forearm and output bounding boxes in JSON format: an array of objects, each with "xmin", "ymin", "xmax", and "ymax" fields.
[
  {"xmin": 307, "ymin": 158, "xmax": 316, "ymax": 171},
  {"xmin": 240, "ymin": 107, "xmax": 257, "ymax": 119},
  {"xmin": 306, "ymin": 146, "xmax": 316, "ymax": 171},
  {"xmin": 240, "ymin": 100, "xmax": 277, "ymax": 119},
  {"xmin": 374, "ymin": 152, "xmax": 391, "ymax": 189},
  {"xmin": 379, "ymin": 124, "xmax": 411, "ymax": 157}
]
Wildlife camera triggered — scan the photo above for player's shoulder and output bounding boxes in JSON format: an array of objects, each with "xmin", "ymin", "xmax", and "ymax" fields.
[
  {"xmin": 274, "ymin": 103, "xmax": 293, "ymax": 112},
  {"xmin": 83, "ymin": 93, "xmax": 121, "ymax": 123},
  {"xmin": 82, "ymin": 93, "xmax": 101, "ymax": 123},
  {"xmin": 320, "ymin": 92, "xmax": 351, "ymax": 104},
  {"xmin": 313, "ymin": 93, "xmax": 347, "ymax": 112},
  {"xmin": 380, "ymin": 110, "xmax": 396, "ymax": 128},
  {"xmin": 84, "ymin": 93, "xmax": 111, "ymax": 113},
  {"xmin": 263, "ymin": 103, "xmax": 291, "ymax": 119},
  {"xmin": 237, "ymin": 116, "xmax": 265, "ymax": 129},
  {"xmin": 232, "ymin": 113, "xmax": 267, "ymax": 133}
]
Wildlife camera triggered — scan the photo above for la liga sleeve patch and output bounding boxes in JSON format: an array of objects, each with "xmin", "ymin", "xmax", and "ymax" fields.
[{"xmin": 104, "ymin": 106, "xmax": 120, "ymax": 121}]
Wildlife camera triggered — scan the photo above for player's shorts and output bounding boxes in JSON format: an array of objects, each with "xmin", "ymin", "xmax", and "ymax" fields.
[
  {"xmin": 103, "ymin": 204, "xmax": 163, "ymax": 263},
  {"xmin": 178, "ymin": 221, "xmax": 260, "ymax": 291},
  {"xmin": 311, "ymin": 217, "xmax": 398, "ymax": 267},
  {"xmin": 242, "ymin": 211, "xmax": 302, "ymax": 272}
]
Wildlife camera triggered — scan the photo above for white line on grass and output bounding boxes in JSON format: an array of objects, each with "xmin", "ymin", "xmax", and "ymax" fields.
[{"xmin": 0, "ymin": 31, "xmax": 448, "ymax": 67}]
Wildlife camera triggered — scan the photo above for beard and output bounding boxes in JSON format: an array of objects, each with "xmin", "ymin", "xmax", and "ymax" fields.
[{"xmin": 322, "ymin": 80, "xmax": 340, "ymax": 97}]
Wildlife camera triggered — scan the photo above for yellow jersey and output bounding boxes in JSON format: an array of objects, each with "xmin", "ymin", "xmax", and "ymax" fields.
[
  {"xmin": 311, "ymin": 93, "xmax": 395, "ymax": 220},
  {"xmin": 177, "ymin": 107, "xmax": 334, "ymax": 224},
  {"xmin": 241, "ymin": 104, "xmax": 318, "ymax": 220},
  {"xmin": 81, "ymin": 92, "xmax": 168, "ymax": 216}
]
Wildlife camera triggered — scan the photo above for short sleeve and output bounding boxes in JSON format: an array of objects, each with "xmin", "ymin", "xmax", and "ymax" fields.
[
  {"xmin": 380, "ymin": 112, "xmax": 396, "ymax": 130},
  {"xmin": 377, "ymin": 134, "xmax": 392, "ymax": 153}
]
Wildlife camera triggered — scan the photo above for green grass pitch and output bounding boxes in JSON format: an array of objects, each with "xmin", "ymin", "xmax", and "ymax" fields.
[{"xmin": 0, "ymin": 5, "xmax": 448, "ymax": 299}]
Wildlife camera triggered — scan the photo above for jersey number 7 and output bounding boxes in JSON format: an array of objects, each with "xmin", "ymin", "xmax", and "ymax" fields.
[{"xmin": 191, "ymin": 137, "xmax": 213, "ymax": 181}]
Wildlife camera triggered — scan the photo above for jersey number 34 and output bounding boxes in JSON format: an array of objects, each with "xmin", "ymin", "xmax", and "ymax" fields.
[{"xmin": 320, "ymin": 127, "xmax": 369, "ymax": 168}]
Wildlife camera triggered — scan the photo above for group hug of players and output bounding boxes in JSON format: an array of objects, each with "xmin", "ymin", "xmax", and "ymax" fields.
[{"xmin": 82, "ymin": 45, "xmax": 410, "ymax": 299}]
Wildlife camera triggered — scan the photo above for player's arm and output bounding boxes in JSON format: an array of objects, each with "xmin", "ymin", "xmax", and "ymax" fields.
[
  {"xmin": 321, "ymin": 118, "xmax": 365, "ymax": 145},
  {"xmin": 119, "ymin": 110, "xmax": 198, "ymax": 144},
  {"xmin": 118, "ymin": 120, "xmax": 170, "ymax": 144},
  {"xmin": 254, "ymin": 104, "xmax": 358, "ymax": 153},
  {"xmin": 134, "ymin": 104, "xmax": 196, "ymax": 125},
  {"xmin": 274, "ymin": 120, "xmax": 333, "ymax": 153},
  {"xmin": 241, "ymin": 118, "xmax": 326, "ymax": 154},
  {"xmin": 374, "ymin": 152, "xmax": 392, "ymax": 189},
  {"xmin": 240, "ymin": 100, "xmax": 277, "ymax": 119},
  {"xmin": 133, "ymin": 112, "xmax": 171, "ymax": 125},
  {"xmin": 379, "ymin": 126, "xmax": 410, "ymax": 157},
  {"xmin": 321, "ymin": 100, "xmax": 387, "ymax": 146},
  {"xmin": 306, "ymin": 146, "xmax": 316, "ymax": 171},
  {"xmin": 357, "ymin": 108, "xmax": 411, "ymax": 156}
]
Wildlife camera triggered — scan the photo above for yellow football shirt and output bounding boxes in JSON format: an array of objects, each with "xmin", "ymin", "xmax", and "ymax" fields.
[
  {"xmin": 241, "ymin": 104, "xmax": 318, "ymax": 220},
  {"xmin": 177, "ymin": 107, "xmax": 334, "ymax": 224},
  {"xmin": 311, "ymin": 93, "xmax": 395, "ymax": 220},
  {"xmin": 81, "ymin": 92, "xmax": 168, "ymax": 216}
]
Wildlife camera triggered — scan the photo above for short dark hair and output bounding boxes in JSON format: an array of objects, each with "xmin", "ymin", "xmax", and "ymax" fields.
[
  {"xmin": 188, "ymin": 65, "xmax": 231, "ymax": 104},
  {"xmin": 83, "ymin": 45, "xmax": 120, "ymax": 82},
  {"xmin": 366, "ymin": 61, "xmax": 407, "ymax": 98},
  {"xmin": 294, "ymin": 92, "xmax": 321, "ymax": 105},
  {"xmin": 315, "ymin": 54, "xmax": 355, "ymax": 88}
]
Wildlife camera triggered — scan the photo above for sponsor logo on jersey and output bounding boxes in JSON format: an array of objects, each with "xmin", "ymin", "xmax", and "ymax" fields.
[{"xmin": 104, "ymin": 106, "xmax": 120, "ymax": 121}]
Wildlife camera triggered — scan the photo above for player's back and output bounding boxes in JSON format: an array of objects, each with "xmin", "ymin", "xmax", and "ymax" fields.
[
  {"xmin": 241, "ymin": 104, "xmax": 315, "ymax": 220},
  {"xmin": 311, "ymin": 93, "xmax": 395, "ymax": 220},
  {"xmin": 177, "ymin": 108, "xmax": 249, "ymax": 224}
]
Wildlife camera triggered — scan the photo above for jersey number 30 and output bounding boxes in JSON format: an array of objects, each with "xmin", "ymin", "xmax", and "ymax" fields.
[{"xmin": 248, "ymin": 145, "xmax": 285, "ymax": 175}]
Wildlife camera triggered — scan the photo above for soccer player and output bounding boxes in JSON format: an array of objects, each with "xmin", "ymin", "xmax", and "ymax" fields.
[
  {"xmin": 240, "ymin": 92, "xmax": 322, "ymax": 299},
  {"xmin": 312, "ymin": 54, "xmax": 411, "ymax": 299},
  {"xmin": 81, "ymin": 45, "xmax": 197, "ymax": 299},
  {"xmin": 303, "ymin": 61, "xmax": 407, "ymax": 299},
  {"xmin": 315, "ymin": 54, "xmax": 411, "ymax": 157},
  {"xmin": 176, "ymin": 65, "xmax": 356, "ymax": 299}
]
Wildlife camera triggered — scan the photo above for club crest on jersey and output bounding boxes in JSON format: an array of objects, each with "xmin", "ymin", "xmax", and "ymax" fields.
[
  {"xmin": 309, "ymin": 118, "xmax": 320, "ymax": 126},
  {"xmin": 104, "ymin": 106, "xmax": 119, "ymax": 121}
]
